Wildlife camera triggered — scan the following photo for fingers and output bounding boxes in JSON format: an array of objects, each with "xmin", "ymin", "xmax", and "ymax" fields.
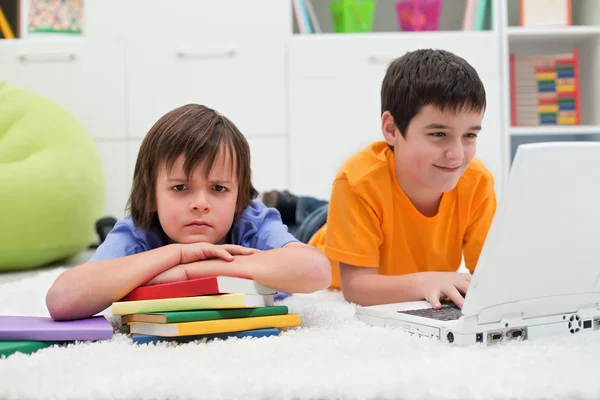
[
  {"xmin": 442, "ymin": 286, "xmax": 465, "ymax": 308},
  {"xmin": 220, "ymin": 244, "xmax": 255, "ymax": 255},
  {"xmin": 456, "ymin": 278, "xmax": 470, "ymax": 295},
  {"xmin": 426, "ymin": 291, "xmax": 442, "ymax": 309},
  {"xmin": 204, "ymin": 247, "xmax": 235, "ymax": 262}
]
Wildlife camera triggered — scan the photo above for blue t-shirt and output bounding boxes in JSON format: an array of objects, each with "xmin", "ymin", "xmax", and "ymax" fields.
[{"xmin": 90, "ymin": 200, "xmax": 298, "ymax": 300}]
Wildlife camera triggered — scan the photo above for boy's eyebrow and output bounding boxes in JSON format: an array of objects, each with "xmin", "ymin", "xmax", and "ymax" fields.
[
  {"xmin": 424, "ymin": 123, "xmax": 482, "ymax": 131},
  {"xmin": 166, "ymin": 177, "xmax": 187, "ymax": 183},
  {"xmin": 210, "ymin": 179, "xmax": 232, "ymax": 185}
]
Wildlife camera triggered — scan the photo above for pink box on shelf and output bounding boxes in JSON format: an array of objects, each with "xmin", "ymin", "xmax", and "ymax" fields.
[{"xmin": 395, "ymin": 0, "xmax": 441, "ymax": 31}]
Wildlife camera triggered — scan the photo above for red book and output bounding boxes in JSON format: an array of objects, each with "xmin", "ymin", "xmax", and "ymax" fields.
[{"xmin": 120, "ymin": 276, "xmax": 276, "ymax": 302}]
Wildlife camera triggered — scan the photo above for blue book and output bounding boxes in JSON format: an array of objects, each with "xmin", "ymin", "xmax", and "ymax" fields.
[{"xmin": 132, "ymin": 328, "xmax": 279, "ymax": 345}]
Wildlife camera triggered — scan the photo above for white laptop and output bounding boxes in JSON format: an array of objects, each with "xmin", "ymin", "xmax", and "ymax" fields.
[{"xmin": 355, "ymin": 142, "xmax": 600, "ymax": 346}]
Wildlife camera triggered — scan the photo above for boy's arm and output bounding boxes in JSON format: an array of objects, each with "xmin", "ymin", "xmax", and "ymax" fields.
[
  {"xmin": 339, "ymin": 263, "xmax": 471, "ymax": 308},
  {"xmin": 325, "ymin": 177, "xmax": 470, "ymax": 308},
  {"xmin": 145, "ymin": 242, "xmax": 332, "ymax": 294},
  {"xmin": 46, "ymin": 220, "xmax": 253, "ymax": 321},
  {"xmin": 46, "ymin": 243, "xmax": 183, "ymax": 321}
]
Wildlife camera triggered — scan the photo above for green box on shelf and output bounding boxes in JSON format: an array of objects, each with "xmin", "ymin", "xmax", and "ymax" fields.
[{"xmin": 331, "ymin": 0, "xmax": 376, "ymax": 33}]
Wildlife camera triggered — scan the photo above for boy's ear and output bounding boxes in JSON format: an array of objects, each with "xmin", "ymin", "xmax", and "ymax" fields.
[{"xmin": 381, "ymin": 111, "xmax": 400, "ymax": 146}]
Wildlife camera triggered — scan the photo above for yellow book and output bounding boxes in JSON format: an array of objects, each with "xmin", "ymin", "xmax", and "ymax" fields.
[
  {"xmin": 557, "ymin": 85, "xmax": 576, "ymax": 93},
  {"xmin": 129, "ymin": 314, "xmax": 301, "ymax": 337},
  {"xmin": 538, "ymin": 105, "xmax": 558, "ymax": 113},
  {"xmin": 0, "ymin": 6, "xmax": 15, "ymax": 39},
  {"xmin": 111, "ymin": 293, "xmax": 274, "ymax": 316},
  {"xmin": 535, "ymin": 72, "xmax": 556, "ymax": 80},
  {"xmin": 558, "ymin": 117, "xmax": 577, "ymax": 125}
]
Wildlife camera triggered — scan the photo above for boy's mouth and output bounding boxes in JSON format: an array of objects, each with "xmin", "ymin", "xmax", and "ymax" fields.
[
  {"xmin": 434, "ymin": 164, "xmax": 461, "ymax": 173},
  {"xmin": 186, "ymin": 220, "xmax": 211, "ymax": 228}
]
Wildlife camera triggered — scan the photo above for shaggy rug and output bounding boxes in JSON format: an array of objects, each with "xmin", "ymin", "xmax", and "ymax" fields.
[{"xmin": 0, "ymin": 267, "xmax": 599, "ymax": 400}]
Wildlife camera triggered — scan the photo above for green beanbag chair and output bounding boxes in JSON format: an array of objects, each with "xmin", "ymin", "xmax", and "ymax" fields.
[{"xmin": 0, "ymin": 81, "xmax": 105, "ymax": 271}]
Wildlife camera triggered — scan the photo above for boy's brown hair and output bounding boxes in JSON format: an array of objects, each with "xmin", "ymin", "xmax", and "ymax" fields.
[
  {"xmin": 128, "ymin": 104, "xmax": 258, "ymax": 231},
  {"xmin": 381, "ymin": 48, "xmax": 486, "ymax": 138}
]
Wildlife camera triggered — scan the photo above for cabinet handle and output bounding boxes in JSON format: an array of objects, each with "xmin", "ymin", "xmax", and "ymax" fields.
[
  {"xmin": 17, "ymin": 53, "xmax": 77, "ymax": 63},
  {"xmin": 175, "ymin": 48, "xmax": 236, "ymax": 60},
  {"xmin": 367, "ymin": 55, "xmax": 393, "ymax": 65}
]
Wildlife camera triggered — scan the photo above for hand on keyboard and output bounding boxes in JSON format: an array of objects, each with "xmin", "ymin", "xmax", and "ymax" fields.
[{"xmin": 417, "ymin": 271, "xmax": 471, "ymax": 309}]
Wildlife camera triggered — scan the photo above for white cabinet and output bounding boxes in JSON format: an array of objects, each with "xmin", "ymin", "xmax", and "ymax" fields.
[
  {"xmin": 288, "ymin": 33, "xmax": 504, "ymax": 199},
  {"xmin": 247, "ymin": 137, "xmax": 289, "ymax": 193},
  {"xmin": 289, "ymin": 78, "xmax": 383, "ymax": 198},
  {"xmin": 85, "ymin": 0, "xmax": 291, "ymax": 41},
  {"xmin": 126, "ymin": 39, "xmax": 286, "ymax": 139},
  {"xmin": 95, "ymin": 141, "xmax": 131, "ymax": 220},
  {"xmin": 0, "ymin": 40, "xmax": 127, "ymax": 141}
]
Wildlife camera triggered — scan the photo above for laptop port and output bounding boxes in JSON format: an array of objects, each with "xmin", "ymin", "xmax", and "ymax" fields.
[
  {"xmin": 446, "ymin": 332, "xmax": 454, "ymax": 343},
  {"xmin": 487, "ymin": 332, "xmax": 503, "ymax": 342},
  {"xmin": 505, "ymin": 328, "xmax": 525, "ymax": 340},
  {"xmin": 594, "ymin": 318, "xmax": 600, "ymax": 329}
]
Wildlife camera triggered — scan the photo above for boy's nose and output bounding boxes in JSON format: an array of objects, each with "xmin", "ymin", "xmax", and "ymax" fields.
[
  {"xmin": 445, "ymin": 142, "xmax": 463, "ymax": 161},
  {"xmin": 190, "ymin": 191, "xmax": 210, "ymax": 212}
]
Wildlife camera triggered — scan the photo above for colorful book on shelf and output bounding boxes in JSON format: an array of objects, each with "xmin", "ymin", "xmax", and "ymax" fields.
[
  {"xmin": 120, "ymin": 276, "xmax": 276, "ymax": 302},
  {"xmin": 129, "ymin": 313, "xmax": 301, "ymax": 337},
  {"xmin": 111, "ymin": 293, "xmax": 275, "ymax": 316},
  {"xmin": 132, "ymin": 328, "xmax": 280, "ymax": 345},
  {"xmin": 121, "ymin": 306, "xmax": 289, "ymax": 325},
  {"xmin": 510, "ymin": 50, "xmax": 580, "ymax": 126},
  {"xmin": 462, "ymin": 0, "xmax": 488, "ymax": 31},
  {"xmin": 0, "ymin": 315, "xmax": 113, "ymax": 341}
]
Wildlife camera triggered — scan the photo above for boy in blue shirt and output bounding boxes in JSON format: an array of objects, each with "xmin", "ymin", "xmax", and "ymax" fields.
[{"xmin": 46, "ymin": 104, "xmax": 332, "ymax": 321}]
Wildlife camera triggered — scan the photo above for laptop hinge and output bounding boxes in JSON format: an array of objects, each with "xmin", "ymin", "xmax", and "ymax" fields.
[{"xmin": 470, "ymin": 294, "xmax": 600, "ymax": 324}]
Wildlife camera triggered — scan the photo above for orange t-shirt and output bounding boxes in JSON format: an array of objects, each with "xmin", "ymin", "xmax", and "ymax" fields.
[{"xmin": 308, "ymin": 141, "xmax": 497, "ymax": 289}]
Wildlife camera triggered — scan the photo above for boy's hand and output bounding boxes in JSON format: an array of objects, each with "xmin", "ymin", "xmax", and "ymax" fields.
[
  {"xmin": 179, "ymin": 243, "xmax": 255, "ymax": 264},
  {"xmin": 417, "ymin": 271, "xmax": 471, "ymax": 309}
]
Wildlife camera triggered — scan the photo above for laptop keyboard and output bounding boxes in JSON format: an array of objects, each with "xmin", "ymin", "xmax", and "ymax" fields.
[{"xmin": 397, "ymin": 303, "xmax": 463, "ymax": 321}]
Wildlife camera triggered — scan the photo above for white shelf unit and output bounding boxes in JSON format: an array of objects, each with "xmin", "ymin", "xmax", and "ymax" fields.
[
  {"xmin": 501, "ymin": 0, "xmax": 600, "ymax": 172},
  {"xmin": 4, "ymin": 0, "xmax": 600, "ymax": 222}
]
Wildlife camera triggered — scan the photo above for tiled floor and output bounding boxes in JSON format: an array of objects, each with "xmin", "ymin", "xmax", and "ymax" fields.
[{"xmin": 0, "ymin": 250, "xmax": 95, "ymax": 284}]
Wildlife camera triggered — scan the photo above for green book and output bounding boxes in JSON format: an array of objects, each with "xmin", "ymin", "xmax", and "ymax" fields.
[
  {"xmin": 121, "ymin": 305, "xmax": 289, "ymax": 325},
  {"xmin": 0, "ymin": 341, "xmax": 52, "ymax": 358}
]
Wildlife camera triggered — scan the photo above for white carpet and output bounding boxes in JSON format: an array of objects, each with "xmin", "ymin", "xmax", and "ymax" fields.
[{"xmin": 1, "ymin": 268, "xmax": 599, "ymax": 400}]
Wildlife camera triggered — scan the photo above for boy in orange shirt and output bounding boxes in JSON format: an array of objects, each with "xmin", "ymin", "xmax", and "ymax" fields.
[{"xmin": 264, "ymin": 48, "xmax": 496, "ymax": 310}]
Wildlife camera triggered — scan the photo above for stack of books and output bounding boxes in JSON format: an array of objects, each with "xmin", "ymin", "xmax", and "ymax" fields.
[
  {"xmin": 510, "ymin": 50, "xmax": 580, "ymax": 126},
  {"xmin": 0, "ymin": 315, "xmax": 113, "ymax": 358},
  {"xmin": 112, "ymin": 276, "xmax": 301, "ymax": 345}
]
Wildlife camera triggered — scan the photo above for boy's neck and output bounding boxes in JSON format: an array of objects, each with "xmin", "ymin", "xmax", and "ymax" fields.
[{"xmin": 394, "ymin": 165, "xmax": 443, "ymax": 218}]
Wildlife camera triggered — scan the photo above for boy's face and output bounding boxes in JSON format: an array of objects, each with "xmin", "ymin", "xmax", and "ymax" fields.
[
  {"xmin": 154, "ymin": 151, "xmax": 239, "ymax": 245},
  {"xmin": 384, "ymin": 105, "xmax": 484, "ymax": 196}
]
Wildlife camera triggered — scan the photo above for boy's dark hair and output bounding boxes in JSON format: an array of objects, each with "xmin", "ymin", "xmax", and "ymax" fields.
[
  {"xmin": 128, "ymin": 104, "xmax": 258, "ymax": 231},
  {"xmin": 381, "ymin": 49, "xmax": 486, "ymax": 138}
]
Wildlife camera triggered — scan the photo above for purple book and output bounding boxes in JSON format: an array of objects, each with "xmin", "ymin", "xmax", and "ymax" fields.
[{"xmin": 0, "ymin": 315, "xmax": 113, "ymax": 341}]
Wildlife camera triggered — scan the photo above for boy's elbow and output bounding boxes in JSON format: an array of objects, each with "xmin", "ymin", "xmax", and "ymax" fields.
[
  {"xmin": 297, "ymin": 248, "xmax": 332, "ymax": 292},
  {"xmin": 46, "ymin": 285, "xmax": 70, "ymax": 321},
  {"xmin": 45, "ymin": 275, "xmax": 79, "ymax": 321}
]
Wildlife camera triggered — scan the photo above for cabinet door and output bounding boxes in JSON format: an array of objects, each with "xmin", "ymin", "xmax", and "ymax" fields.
[
  {"xmin": 289, "ymin": 78, "xmax": 382, "ymax": 199},
  {"xmin": 95, "ymin": 141, "xmax": 131, "ymax": 220},
  {"xmin": 247, "ymin": 137, "xmax": 288, "ymax": 193},
  {"xmin": 0, "ymin": 40, "xmax": 127, "ymax": 141},
  {"xmin": 127, "ymin": 40, "xmax": 286, "ymax": 139},
  {"xmin": 85, "ymin": 0, "xmax": 291, "ymax": 41}
]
